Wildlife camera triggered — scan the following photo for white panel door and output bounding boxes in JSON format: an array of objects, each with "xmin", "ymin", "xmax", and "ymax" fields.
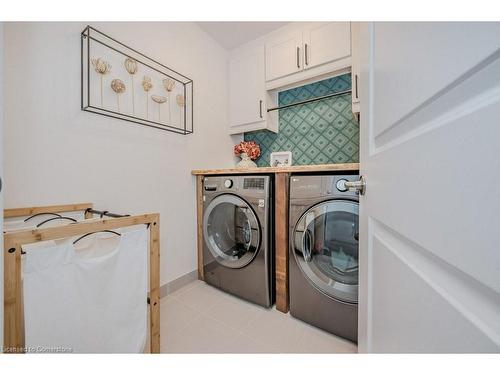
[
  {"xmin": 303, "ymin": 22, "xmax": 351, "ymax": 70},
  {"xmin": 358, "ymin": 22, "xmax": 500, "ymax": 353},
  {"xmin": 265, "ymin": 31, "xmax": 302, "ymax": 81},
  {"xmin": 229, "ymin": 44, "xmax": 266, "ymax": 130}
]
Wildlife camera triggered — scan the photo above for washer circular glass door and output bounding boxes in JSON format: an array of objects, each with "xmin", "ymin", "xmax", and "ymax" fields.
[
  {"xmin": 203, "ymin": 194, "xmax": 261, "ymax": 269},
  {"xmin": 293, "ymin": 200, "xmax": 359, "ymax": 303}
]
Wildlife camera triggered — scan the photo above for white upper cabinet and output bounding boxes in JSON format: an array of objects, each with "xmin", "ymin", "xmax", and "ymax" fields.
[
  {"xmin": 350, "ymin": 22, "xmax": 360, "ymax": 118},
  {"xmin": 265, "ymin": 32, "xmax": 303, "ymax": 81},
  {"xmin": 265, "ymin": 22, "xmax": 352, "ymax": 89},
  {"xmin": 303, "ymin": 22, "xmax": 351, "ymax": 69},
  {"xmin": 227, "ymin": 22, "xmax": 352, "ymax": 134},
  {"xmin": 229, "ymin": 44, "xmax": 278, "ymax": 134}
]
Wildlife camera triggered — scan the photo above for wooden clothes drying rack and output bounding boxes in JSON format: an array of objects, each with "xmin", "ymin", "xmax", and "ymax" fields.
[{"xmin": 3, "ymin": 203, "xmax": 160, "ymax": 353}]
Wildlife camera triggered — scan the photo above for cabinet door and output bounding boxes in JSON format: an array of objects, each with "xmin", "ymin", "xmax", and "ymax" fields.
[
  {"xmin": 303, "ymin": 22, "xmax": 351, "ymax": 69},
  {"xmin": 351, "ymin": 22, "xmax": 360, "ymax": 115},
  {"xmin": 265, "ymin": 31, "xmax": 303, "ymax": 81},
  {"xmin": 229, "ymin": 45, "xmax": 266, "ymax": 130}
]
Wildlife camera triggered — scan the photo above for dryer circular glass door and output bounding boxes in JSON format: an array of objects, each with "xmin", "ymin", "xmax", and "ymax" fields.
[
  {"xmin": 203, "ymin": 194, "xmax": 261, "ymax": 269},
  {"xmin": 293, "ymin": 199, "xmax": 359, "ymax": 303}
]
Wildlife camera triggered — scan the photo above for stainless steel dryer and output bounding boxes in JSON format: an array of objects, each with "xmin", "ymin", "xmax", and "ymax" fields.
[
  {"xmin": 202, "ymin": 175, "xmax": 274, "ymax": 307},
  {"xmin": 289, "ymin": 174, "xmax": 359, "ymax": 342}
]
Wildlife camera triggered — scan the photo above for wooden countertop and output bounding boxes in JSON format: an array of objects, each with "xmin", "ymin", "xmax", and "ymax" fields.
[{"xmin": 191, "ymin": 162, "xmax": 359, "ymax": 175}]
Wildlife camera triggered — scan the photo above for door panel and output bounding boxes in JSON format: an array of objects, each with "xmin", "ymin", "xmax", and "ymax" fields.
[
  {"xmin": 303, "ymin": 22, "xmax": 351, "ymax": 69},
  {"xmin": 372, "ymin": 22, "xmax": 500, "ymax": 138},
  {"xmin": 265, "ymin": 31, "xmax": 302, "ymax": 81},
  {"xmin": 371, "ymin": 229, "xmax": 498, "ymax": 353},
  {"xmin": 358, "ymin": 22, "xmax": 500, "ymax": 352},
  {"xmin": 229, "ymin": 45, "xmax": 266, "ymax": 129}
]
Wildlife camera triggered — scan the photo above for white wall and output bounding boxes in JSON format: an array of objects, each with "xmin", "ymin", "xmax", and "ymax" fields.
[{"xmin": 3, "ymin": 22, "xmax": 241, "ymax": 286}]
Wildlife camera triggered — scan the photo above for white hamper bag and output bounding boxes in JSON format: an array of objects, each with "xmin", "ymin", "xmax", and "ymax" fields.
[
  {"xmin": 4, "ymin": 212, "xmax": 85, "ymax": 232},
  {"xmin": 23, "ymin": 227, "xmax": 148, "ymax": 353}
]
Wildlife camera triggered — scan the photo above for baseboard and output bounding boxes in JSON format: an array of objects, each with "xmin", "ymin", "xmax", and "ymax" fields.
[{"xmin": 159, "ymin": 269, "xmax": 198, "ymax": 298}]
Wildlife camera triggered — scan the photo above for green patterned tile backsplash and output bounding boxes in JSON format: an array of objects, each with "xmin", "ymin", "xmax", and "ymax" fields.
[{"xmin": 244, "ymin": 73, "xmax": 359, "ymax": 167}]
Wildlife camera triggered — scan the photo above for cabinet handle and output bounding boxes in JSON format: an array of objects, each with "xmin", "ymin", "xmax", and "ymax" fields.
[
  {"xmin": 355, "ymin": 74, "xmax": 359, "ymax": 99},
  {"xmin": 259, "ymin": 100, "xmax": 263, "ymax": 118},
  {"xmin": 296, "ymin": 46, "xmax": 300, "ymax": 69},
  {"xmin": 305, "ymin": 43, "xmax": 309, "ymax": 66}
]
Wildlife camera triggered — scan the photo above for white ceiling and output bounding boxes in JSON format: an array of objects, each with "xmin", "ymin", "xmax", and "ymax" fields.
[{"xmin": 197, "ymin": 22, "xmax": 289, "ymax": 50}]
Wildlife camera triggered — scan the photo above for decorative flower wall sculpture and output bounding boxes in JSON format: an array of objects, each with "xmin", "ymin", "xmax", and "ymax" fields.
[
  {"xmin": 176, "ymin": 94, "xmax": 185, "ymax": 126},
  {"xmin": 142, "ymin": 76, "xmax": 153, "ymax": 119},
  {"xmin": 163, "ymin": 78, "xmax": 175, "ymax": 92},
  {"xmin": 151, "ymin": 95, "xmax": 167, "ymax": 122},
  {"xmin": 111, "ymin": 79, "xmax": 126, "ymax": 112},
  {"xmin": 124, "ymin": 58, "xmax": 138, "ymax": 115},
  {"xmin": 91, "ymin": 58, "xmax": 111, "ymax": 107},
  {"xmin": 82, "ymin": 26, "xmax": 193, "ymax": 134},
  {"xmin": 162, "ymin": 78, "xmax": 176, "ymax": 125}
]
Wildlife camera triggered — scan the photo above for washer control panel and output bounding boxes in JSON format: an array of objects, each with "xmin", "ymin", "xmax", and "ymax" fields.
[
  {"xmin": 224, "ymin": 179, "xmax": 233, "ymax": 189},
  {"xmin": 291, "ymin": 175, "xmax": 359, "ymax": 199}
]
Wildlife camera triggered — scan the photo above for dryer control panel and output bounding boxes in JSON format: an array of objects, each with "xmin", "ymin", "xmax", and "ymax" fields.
[
  {"xmin": 203, "ymin": 175, "xmax": 271, "ymax": 199},
  {"xmin": 204, "ymin": 178, "xmax": 236, "ymax": 192}
]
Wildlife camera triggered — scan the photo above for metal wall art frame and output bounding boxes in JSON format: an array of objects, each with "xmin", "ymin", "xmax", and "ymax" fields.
[{"xmin": 81, "ymin": 25, "xmax": 193, "ymax": 134}]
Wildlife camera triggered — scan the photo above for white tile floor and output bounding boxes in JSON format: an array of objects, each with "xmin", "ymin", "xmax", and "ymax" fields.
[{"xmin": 160, "ymin": 280, "xmax": 358, "ymax": 353}]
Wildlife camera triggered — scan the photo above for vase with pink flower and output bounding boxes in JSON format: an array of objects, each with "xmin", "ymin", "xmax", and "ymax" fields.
[{"xmin": 233, "ymin": 141, "xmax": 261, "ymax": 168}]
